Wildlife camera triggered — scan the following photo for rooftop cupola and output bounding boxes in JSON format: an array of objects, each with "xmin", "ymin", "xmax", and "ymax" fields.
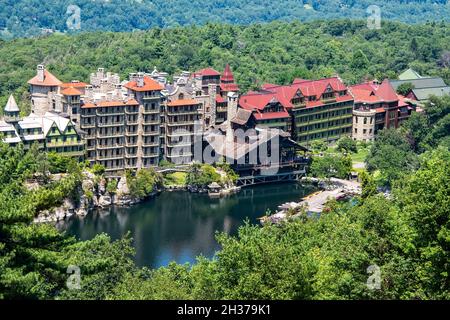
[{"xmin": 4, "ymin": 94, "xmax": 21, "ymax": 123}]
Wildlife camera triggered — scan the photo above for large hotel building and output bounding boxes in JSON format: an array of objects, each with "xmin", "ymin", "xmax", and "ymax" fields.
[
  {"xmin": 239, "ymin": 77, "xmax": 354, "ymax": 146},
  {"xmin": 1, "ymin": 64, "xmax": 422, "ymax": 174}
]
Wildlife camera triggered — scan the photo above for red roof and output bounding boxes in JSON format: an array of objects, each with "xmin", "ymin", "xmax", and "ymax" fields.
[
  {"xmin": 61, "ymin": 87, "xmax": 82, "ymax": 96},
  {"xmin": 60, "ymin": 81, "xmax": 88, "ymax": 88},
  {"xmin": 194, "ymin": 68, "xmax": 221, "ymax": 77},
  {"xmin": 124, "ymin": 76, "xmax": 164, "ymax": 92},
  {"xmin": 220, "ymin": 83, "xmax": 240, "ymax": 92},
  {"xmin": 239, "ymin": 77, "xmax": 351, "ymax": 111},
  {"xmin": 398, "ymin": 95, "xmax": 409, "ymax": 107},
  {"xmin": 167, "ymin": 99, "xmax": 200, "ymax": 107},
  {"xmin": 81, "ymin": 99, "xmax": 139, "ymax": 109},
  {"xmin": 216, "ymin": 94, "xmax": 226, "ymax": 104},
  {"xmin": 28, "ymin": 69, "xmax": 62, "ymax": 86},
  {"xmin": 350, "ymin": 79, "xmax": 399, "ymax": 105},
  {"xmin": 221, "ymin": 64, "xmax": 235, "ymax": 82},
  {"xmin": 254, "ymin": 111, "xmax": 290, "ymax": 121}
]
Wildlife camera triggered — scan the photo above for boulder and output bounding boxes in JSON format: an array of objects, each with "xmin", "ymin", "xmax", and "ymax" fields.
[
  {"xmin": 98, "ymin": 195, "xmax": 112, "ymax": 208},
  {"xmin": 116, "ymin": 176, "xmax": 129, "ymax": 196}
]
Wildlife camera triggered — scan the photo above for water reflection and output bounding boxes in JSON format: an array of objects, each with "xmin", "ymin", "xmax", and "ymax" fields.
[{"xmin": 59, "ymin": 182, "xmax": 315, "ymax": 268}]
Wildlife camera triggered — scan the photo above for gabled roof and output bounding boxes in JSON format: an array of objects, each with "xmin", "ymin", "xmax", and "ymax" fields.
[
  {"xmin": 390, "ymin": 77, "xmax": 447, "ymax": 90},
  {"xmin": 124, "ymin": 76, "xmax": 164, "ymax": 92},
  {"xmin": 28, "ymin": 69, "xmax": 62, "ymax": 86},
  {"xmin": 239, "ymin": 77, "xmax": 351, "ymax": 111},
  {"xmin": 81, "ymin": 99, "xmax": 139, "ymax": 109},
  {"xmin": 43, "ymin": 112, "xmax": 71, "ymax": 134},
  {"xmin": 412, "ymin": 87, "xmax": 450, "ymax": 100},
  {"xmin": 0, "ymin": 120, "xmax": 21, "ymax": 143},
  {"xmin": 398, "ymin": 68, "xmax": 423, "ymax": 80},
  {"xmin": 167, "ymin": 99, "xmax": 200, "ymax": 107},
  {"xmin": 61, "ymin": 87, "xmax": 82, "ymax": 96},
  {"xmin": 350, "ymin": 79, "xmax": 399, "ymax": 104},
  {"xmin": 231, "ymin": 108, "xmax": 253, "ymax": 125},
  {"xmin": 194, "ymin": 68, "xmax": 221, "ymax": 77},
  {"xmin": 377, "ymin": 79, "xmax": 399, "ymax": 102},
  {"xmin": 60, "ymin": 81, "xmax": 88, "ymax": 88},
  {"xmin": 5, "ymin": 94, "xmax": 19, "ymax": 112}
]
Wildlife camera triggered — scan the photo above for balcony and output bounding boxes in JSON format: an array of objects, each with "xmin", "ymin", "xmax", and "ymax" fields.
[
  {"xmin": 143, "ymin": 119, "xmax": 160, "ymax": 125},
  {"xmin": 96, "ymin": 144, "xmax": 125, "ymax": 150},
  {"xmin": 125, "ymin": 130, "xmax": 139, "ymax": 136},
  {"xmin": 98, "ymin": 122, "xmax": 125, "ymax": 127},
  {"xmin": 96, "ymin": 132, "xmax": 124, "ymax": 139},
  {"xmin": 96, "ymin": 111, "xmax": 124, "ymax": 117},
  {"xmin": 143, "ymin": 108, "xmax": 159, "ymax": 114},
  {"xmin": 81, "ymin": 113, "xmax": 96, "ymax": 118},
  {"xmin": 96, "ymin": 155, "xmax": 124, "ymax": 161},
  {"xmin": 166, "ymin": 152, "xmax": 193, "ymax": 158},
  {"xmin": 142, "ymin": 153, "xmax": 159, "ymax": 158},
  {"xmin": 142, "ymin": 141, "xmax": 159, "ymax": 147},
  {"xmin": 143, "ymin": 95, "xmax": 160, "ymax": 100},
  {"xmin": 298, "ymin": 123, "xmax": 352, "ymax": 137},
  {"xmin": 167, "ymin": 120, "xmax": 195, "ymax": 126},
  {"xmin": 126, "ymin": 120, "xmax": 139, "ymax": 126},
  {"xmin": 81, "ymin": 123, "xmax": 96, "ymax": 129},
  {"xmin": 46, "ymin": 140, "xmax": 85, "ymax": 148},
  {"xmin": 126, "ymin": 141, "xmax": 138, "ymax": 147},
  {"xmin": 125, "ymin": 153, "xmax": 138, "ymax": 158},
  {"xmin": 166, "ymin": 141, "xmax": 192, "ymax": 148},
  {"xmin": 142, "ymin": 131, "xmax": 160, "ymax": 136},
  {"xmin": 125, "ymin": 109, "xmax": 139, "ymax": 115},
  {"xmin": 321, "ymin": 97, "xmax": 337, "ymax": 104},
  {"xmin": 166, "ymin": 109, "xmax": 199, "ymax": 116},
  {"xmin": 166, "ymin": 131, "xmax": 194, "ymax": 137}
]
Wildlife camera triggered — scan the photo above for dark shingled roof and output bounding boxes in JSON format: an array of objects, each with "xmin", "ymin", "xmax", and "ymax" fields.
[{"xmin": 231, "ymin": 108, "xmax": 253, "ymax": 125}]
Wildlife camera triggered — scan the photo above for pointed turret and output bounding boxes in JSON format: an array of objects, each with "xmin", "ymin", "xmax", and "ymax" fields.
[
  {"xmin": 222, "ymin": 64, "xmax": 235, "ymax": 83},
  {"xmin": 4, "ymin": 94, "xmax": 20, "ymax": 123},
  {"xmin": 220, "ymin": 64, "xmax": 240, "ymax": 95},
  {"xmin": 5, "ymin": 94, "xmax": 19, "ymax": 112}
]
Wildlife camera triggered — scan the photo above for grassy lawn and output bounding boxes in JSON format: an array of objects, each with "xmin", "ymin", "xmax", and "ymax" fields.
[
  {"xmin": 163, "ymin": 172, "xmax": 187, "ymax": 187},
  {"xmin": 351, "ymin": 147, "xmax": 370, "ymax": 164}
]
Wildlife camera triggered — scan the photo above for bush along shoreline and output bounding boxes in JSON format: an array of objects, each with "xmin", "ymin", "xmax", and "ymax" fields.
[{"xmin": 33, "ymin": 161, "xmax": 240, "ymax": 223}]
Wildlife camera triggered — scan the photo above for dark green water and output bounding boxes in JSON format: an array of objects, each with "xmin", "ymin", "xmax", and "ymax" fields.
[{"xmin": 59, "ymin": 182, "xmax": 315, "ymax": 268}]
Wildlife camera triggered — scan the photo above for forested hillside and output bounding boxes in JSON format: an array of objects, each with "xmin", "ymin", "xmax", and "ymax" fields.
[
  {"xmin": 1, "ymin": 0, "xmax": 449, "ymax": 39},
  {"xmin": 1, "ymin": 96, "xmax": 449, "ymax": 299},
  {"xmin": 1, "ymin": 20, "xmax": 449, "ymax": 115}
]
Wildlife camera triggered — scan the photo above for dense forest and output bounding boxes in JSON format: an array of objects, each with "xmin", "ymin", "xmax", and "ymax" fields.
[
  {"xmin": 1, "ymin": 95, "xmax": 449, "ymax": 299},
  {"xmin": 1, "ymin": 0, "xmax": 450, "ymax": 39},
  {"xmin": 1, "ymin": 20, "xmax": 449, "ymax": 115}
]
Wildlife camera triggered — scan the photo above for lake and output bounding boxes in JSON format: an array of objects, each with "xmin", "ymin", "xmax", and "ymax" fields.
[{"xmin": 58, "ymin": 182, "xmax": 315, "ymax": 268}]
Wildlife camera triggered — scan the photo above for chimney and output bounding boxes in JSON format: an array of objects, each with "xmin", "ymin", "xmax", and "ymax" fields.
[
  {"xmin": 97, "ymin": 67, "xmax": 105, "ymax": 79},
  {"xmin": 227, "ymin": 91, "xmax": 239, "ymax": 122},
  {"xmin": 115, "ymin": 84, "xmax": 123, "ymax": 100},
  {"xmin": 85, "ymin": 85, "xmax": 93, "ymax": 101},
  {"xmin": 137, "ymin": 72, "xmax": 145, "ymax": 88},
  {"xmin": 37, "ymin": 65, "xmax": 45, "ymax": 82}
]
